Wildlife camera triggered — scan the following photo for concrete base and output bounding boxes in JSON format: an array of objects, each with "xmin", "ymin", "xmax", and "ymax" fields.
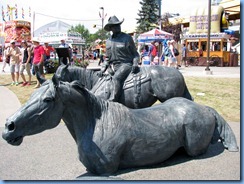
[{"xmin": 204, "ymin": 70, "xmax": 213, "ymax": 75}]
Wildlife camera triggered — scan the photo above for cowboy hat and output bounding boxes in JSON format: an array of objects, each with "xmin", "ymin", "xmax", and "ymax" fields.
[
  {"xmin": 10, "ymin": 40, "xmax": 16, "ymax": 44},
  {"xmin": 31, "ymin": 37, "xmax": 41, "ymax": 43},
  {"xmin": 104, "ymin": 16, "xmax": 124, "ymax": 31}
]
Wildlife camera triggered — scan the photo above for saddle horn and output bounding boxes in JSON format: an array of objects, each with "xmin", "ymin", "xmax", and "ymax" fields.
[{"xmin": 36, "ymin": 71, "xmax": 46, "ymax": 85}]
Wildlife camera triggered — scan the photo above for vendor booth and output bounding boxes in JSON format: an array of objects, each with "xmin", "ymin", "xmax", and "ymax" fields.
[{"xmin": 138, "ymin": 29, "xmax": 174, "ymax": 65}]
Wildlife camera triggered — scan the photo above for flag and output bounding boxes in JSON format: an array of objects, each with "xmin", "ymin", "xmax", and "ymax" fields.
[
  {"xmin": 22, "ymin": 7, "xmax": 24, "ymax": 19},
  {"xmin": 2, "ymin": 6, "xmax": 5, "ymax": 21},
  {"xmin": 7, "ymin": 5, "xmax": 10, "ymax": 17},
  {"xmin": 7, "ymin": 5, "xmax": 11, "ymax": 21},
  {"xmin": 15, "ymin": 4, "xmax": 18, "ymax": 19},
  {"xmin": 29, "ymin": 7, "xmax": 31, "ymax": 17},
  {"xmin": 99, "ymin": 12, "xmax": 101, "ymax": 18}
]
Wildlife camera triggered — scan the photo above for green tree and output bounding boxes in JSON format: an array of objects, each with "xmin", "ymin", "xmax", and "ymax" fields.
[
  {"xmin": 68, "ymin": 24, "xmax": 90, "ymax": 45},
  {"xmin": 161, "ymin": 13, "xmax": 182, "ymax": 42},
  {"xmin": 136, "ymin": 0, "xmax": 159, "ymax": 33},
  {"xmin": 69, "ymin": 24, "xmax": 110, "ymax": 48}
]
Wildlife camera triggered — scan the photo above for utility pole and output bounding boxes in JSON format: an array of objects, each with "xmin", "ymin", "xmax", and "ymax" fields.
[
  {"xmin": 157, "ymin": 0, "xmax": 162, "ymax": 30},
  {"xmin": 205, "ymin": 0, "xmax": 211, "ymax": 72}
]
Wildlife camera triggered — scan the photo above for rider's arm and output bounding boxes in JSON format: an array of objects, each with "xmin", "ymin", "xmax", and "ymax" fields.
[{"xmin": 127, "ymin": 36, "xmax": 140, "ymax": 67}]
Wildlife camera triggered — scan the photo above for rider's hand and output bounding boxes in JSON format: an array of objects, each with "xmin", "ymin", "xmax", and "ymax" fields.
[
  {"xmin": 132, "ymin": 65, "xmax": 139, "ymax": 73},
  {"xmin": 97, "ymin": 71, "xmax": 103, "ymax": 77}
]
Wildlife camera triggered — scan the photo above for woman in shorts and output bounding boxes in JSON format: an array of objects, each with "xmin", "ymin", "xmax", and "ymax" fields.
[{"xmin": 20, "ymin": 41, "xmax": 32, "ymax": 86}]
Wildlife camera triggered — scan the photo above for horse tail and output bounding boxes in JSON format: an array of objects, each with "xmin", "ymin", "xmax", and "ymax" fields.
[
  {"xmin": 183, "ymin": 85, "xmax": 194, "ymax": 101},
  {"xmin": 206, "ymin": 106, "xmax": 239, "ymax": 152}
]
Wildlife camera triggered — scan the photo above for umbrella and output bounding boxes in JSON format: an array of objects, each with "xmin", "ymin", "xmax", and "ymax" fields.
[{"xmin": 138, "ymin": 28, "xmax": 174, "ymax": 43}]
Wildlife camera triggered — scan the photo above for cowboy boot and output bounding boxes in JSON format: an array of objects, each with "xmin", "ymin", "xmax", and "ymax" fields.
[{"xmin": 108, "ymin": 80, "xmax": 120, "ymax": 102}]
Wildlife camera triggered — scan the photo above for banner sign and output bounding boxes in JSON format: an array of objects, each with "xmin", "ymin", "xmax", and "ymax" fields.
[
  {"xmin": 39, "ymin": 32, "xmax": 85, "ymax": 43},
  {"xmin": 183, "ymin": 32, "xmax": 231, "ymax": 40}
]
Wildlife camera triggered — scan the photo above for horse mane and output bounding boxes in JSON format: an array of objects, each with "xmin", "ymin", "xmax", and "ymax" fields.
[
  {"xmin": 58, "ymin": 65, "xmax": 98, "ymax": 90},
  {"xmin": 70, "ymin": 80, "xmax": 104, "ymax": 117},
  {"xmin": 69, "ymin": 80, "xmax": 129, "ymax": 122}
]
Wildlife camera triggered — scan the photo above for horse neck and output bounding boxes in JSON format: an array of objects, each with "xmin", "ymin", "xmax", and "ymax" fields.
[
  {"xmin": 71, "ymin": 67, "xmax": 97, "ymax": 90},
  {"xmin": 84, "ymin": 69, "xmax": 99, "ymax": 90},
  {"xmin": 61, "ymin": 88, "xmax": 104, "ymax": 141}
]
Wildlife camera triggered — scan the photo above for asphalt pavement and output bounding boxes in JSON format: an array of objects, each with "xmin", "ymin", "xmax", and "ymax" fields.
[{"xmin": 0, "ymin": 61, "xmax": 241, "ymax": 181}]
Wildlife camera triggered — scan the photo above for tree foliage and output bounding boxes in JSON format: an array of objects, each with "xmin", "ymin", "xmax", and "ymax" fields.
[
  {"xmin": 68, "ymin": 24, "xmax": 90, "ymax": 45},
  {"xmin": 161, "ymin": 13, "xmax": 182, "ymax": 42},
  {"xmin": 68, "ymin": 24, "xmax": 110, "ymax": 48},
  {"xmin": 136, "ymin": 0, "xmax": 159, "ymax": 33}
]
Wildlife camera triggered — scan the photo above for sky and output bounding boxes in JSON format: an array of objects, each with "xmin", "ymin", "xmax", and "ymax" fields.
[{"xmin": 0, "ymin": 0, "xmax": 228, "ymax": 34}]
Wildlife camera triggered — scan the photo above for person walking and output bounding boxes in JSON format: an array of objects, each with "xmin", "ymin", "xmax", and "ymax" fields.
[
  {"xmin": 181, "ymin": 43, "xmax": 188, "ymax": 67},
  {"xmin": 168, "ymin": 40, "xmax": 177, "ymax": 68},
  {"xmin": 20, "ymin": 40, "xmax": 32, "ymax": 86},
  {"xmin": 162, "ymin": 40, "xmax": 171, "ymax": 67},
  {"xmin": 99, "ymin": 15, "xmax": 139, "ymax": 101},
  {"xmin": 98, "ymin": 47, "xmax": 104, "ymax": 66},
  {"xmin": 148, "ymin": 41, "xmax": 157, "ymax": 65},
  {"xmin": 2, "ymin": 44, "xmax": 10, "ymax": 72},
  {"xmin": 32, "ymin": 37, "xmax": 45, "ymax": 88},
  {"xmin": 7, "ymin": 40, "xmax": 21, "ymax": 86},
  {"xmin": 43, "ymin": 42, "xmax": 54, "ymax": 60},
  {"xmin": 43, "ymin": 42, "xmax": 55, "ymax": 70}
]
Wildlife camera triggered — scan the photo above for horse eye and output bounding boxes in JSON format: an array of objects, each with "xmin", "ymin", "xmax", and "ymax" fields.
[{"xmin": 43, "ymin": 97, "xmax": 53, "ymax": 102}]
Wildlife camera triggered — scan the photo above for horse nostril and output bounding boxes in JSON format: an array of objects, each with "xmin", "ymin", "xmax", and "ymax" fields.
[{"xmin": 7, "ymin": 122, "xmax": 15, "ymax": 131}]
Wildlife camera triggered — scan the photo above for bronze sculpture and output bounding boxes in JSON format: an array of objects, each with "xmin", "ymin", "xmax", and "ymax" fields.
[
  {"xmin": 2, "ymin": 75, "xmax": 239, "ymax": 175},
  {"xmin": 55, "ymin": 64, "xmax": 193, "ymax": 108},
  {"xmin": 100, "ymin": 16, "xmax": 140, "ymax": 102}
]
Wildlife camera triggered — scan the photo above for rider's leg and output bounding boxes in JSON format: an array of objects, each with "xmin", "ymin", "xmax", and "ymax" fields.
[{"xmin": 110, "ymin": 64, "xmax": 132, "ymax": 102}]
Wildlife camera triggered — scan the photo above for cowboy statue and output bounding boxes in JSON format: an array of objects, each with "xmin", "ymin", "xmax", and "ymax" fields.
[{"xmin": 99, "ymin": 15, "xmax": 140, "ymax": 101}]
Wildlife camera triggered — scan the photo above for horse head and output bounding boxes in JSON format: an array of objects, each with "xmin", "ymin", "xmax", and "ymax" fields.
[
  {"xmin": 2, "ymin": 75, "xmax": 65, "ymax": 146},
  {"xmin": 55, "ymin": 64, "xmax": 72, "ymax": 82}
]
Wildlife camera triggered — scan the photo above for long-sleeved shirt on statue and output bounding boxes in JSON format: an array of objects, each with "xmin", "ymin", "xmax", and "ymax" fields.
[{"xmin": 106, "ymin": 32, "xmax": 139, "ymax": 65}]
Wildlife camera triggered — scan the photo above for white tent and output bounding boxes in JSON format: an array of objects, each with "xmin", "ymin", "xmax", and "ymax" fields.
[{"xmin": 34, "ymin": 20, "xmax": 85, "ymax": 45}]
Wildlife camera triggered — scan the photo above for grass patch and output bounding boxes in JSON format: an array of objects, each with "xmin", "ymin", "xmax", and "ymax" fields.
[
  {"xmin": 184, "ymin": 77, "xmax": 240, "ymax": 122},
  {"xmin": 0, "ymin": 74, "xmax": 240, "ymax": 122}
]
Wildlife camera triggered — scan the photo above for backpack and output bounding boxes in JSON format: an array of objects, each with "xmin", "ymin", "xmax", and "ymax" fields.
[{"xmin": 173, "ymin": 47, "xmax": 179, "ymax": 56}]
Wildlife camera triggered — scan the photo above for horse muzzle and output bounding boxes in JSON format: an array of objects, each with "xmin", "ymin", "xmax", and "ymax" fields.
[{"xmin": 2, "ymin": 121, "xmax": 23, "ymax": 146}]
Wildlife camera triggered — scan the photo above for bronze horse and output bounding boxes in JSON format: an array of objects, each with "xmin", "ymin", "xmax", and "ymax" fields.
[
  {"xmin": 55, "ymin": 64, "xmax": 193, "ymax": 108},
  {"xmin": 2, "ymin": 75, "xmax": 239, "ymax": 175}
]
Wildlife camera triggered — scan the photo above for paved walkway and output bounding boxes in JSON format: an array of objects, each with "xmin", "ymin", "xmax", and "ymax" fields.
[{"xmin": 0, "ymin": 61, "xmax": 241, "ymax": 180}]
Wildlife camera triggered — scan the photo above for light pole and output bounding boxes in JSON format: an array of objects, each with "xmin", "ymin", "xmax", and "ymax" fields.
[
  {"xmin": 99, "ymin": 7, "xmax": 104, "ymax": 30},
  {"xmin": 99, "ymin": 7, "xmax": 107, "ymax": 40},
  {"xmin": 205, "ymin": 0, "xmax": 211, "ymax": 71}
]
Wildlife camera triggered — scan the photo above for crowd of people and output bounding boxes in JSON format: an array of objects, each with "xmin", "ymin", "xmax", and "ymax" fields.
[
  {"xmin": 1, "ymin": 38, "xmax": 60, "ymax": 88},
  {"xmin": 140, "ymin": 40, "xmax": 188, "ymax": 69}
]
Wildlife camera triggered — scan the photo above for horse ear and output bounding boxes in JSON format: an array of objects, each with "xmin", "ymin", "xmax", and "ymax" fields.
[
  {"xmin": 36, "ymin": 71, "xmax": 46, "ymax": 84},
  {"xmin": 52, "ymin": 74, "xmax": 60, "ymax": 87},
  {"xmin": 64, "ymin": 63, "xmax": 69, "ymax": 69}
]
